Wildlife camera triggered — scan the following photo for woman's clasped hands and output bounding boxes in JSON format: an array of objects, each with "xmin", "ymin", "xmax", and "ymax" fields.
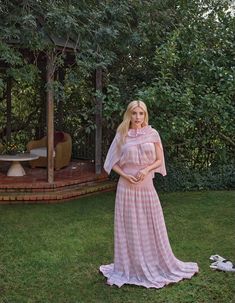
[{"xmin": 124, "ymin": 167, "xmax": 149, "ymax": 184}]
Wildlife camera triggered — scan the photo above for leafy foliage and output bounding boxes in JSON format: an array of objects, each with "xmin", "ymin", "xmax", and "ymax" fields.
[
  {"xmin": 138, "ymin": 0, "xmax": 235, "ymax": 173},
  {"xmin": 0, "ymin": 0, "xmax": 234, "ymax": 190}
]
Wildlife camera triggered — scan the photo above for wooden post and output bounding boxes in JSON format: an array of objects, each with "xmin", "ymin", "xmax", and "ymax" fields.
[
  {"xmin": 38, "ymin": 62, "xmax": 47, "ymax": 139},
  {"xmin": 46, "ymin": 53, "xmax": 55, "ymax": 183},
  {"xmin": 57, "ymin": 68, "xmax": 65, "ymax": 130},
  {"xmin": 6, "ymin": 77, "xmax": 12, "ymax": 141},
  {"xmin": 95, "ymin": 67, "xmax": 102, "ymax": 174}
]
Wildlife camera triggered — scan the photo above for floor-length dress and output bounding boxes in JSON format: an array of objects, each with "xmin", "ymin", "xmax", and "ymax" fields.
[{"xmin": 100, "ymin": 126, "xmax": 199, "ymax": 288}]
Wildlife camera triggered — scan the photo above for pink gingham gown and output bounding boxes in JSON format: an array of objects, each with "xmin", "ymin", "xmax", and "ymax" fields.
[{"xmin": 100, "ymin": 126, "xmax": 199, "ymax": 288}]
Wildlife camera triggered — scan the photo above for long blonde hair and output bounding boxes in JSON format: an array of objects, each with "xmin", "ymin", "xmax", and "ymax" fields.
[{"xmin": 117, "ymin": 100, "xmax": 149, "ymax": 145}]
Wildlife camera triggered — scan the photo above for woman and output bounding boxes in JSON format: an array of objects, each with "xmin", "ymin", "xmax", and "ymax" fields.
[{"xmin": 100, "ymin": 100, "xmax": 199, "ymax": 288}]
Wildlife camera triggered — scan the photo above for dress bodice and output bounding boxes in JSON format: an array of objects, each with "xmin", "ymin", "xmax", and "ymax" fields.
[
  {"xmin": 119, "ymin": 142, "xmax": 156, "ymax": 167},
  {"xmin": 103, "ymin": 125, "xmax": 166, "ymax": 176}
]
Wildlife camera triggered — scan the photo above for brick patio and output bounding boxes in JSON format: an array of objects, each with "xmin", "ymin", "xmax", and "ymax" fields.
[{"xmin": 0, "ymin": 159, "xmax": 116, "ymax": 204}]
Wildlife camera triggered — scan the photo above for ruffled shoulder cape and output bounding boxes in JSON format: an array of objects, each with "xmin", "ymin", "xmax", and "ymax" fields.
[{"xmin": 104, "ymin": 125, "xmax": 167, "ymax": 176}]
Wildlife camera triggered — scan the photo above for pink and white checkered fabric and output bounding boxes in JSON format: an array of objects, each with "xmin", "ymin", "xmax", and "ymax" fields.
[{"xmin": 100, "ymin": 133, "xmax": 199, "ymax": 288}]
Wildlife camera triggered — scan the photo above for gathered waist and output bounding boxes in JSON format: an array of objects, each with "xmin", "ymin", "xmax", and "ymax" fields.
[
  {"xmin": 122, "ymin": 163, "xmax": 148, "ymax": 167},
  {"xmin": 121, "ymin": 163, "xmax": 148, "ymax": 170},
  {"xmin": 119, "ymin": 164, "xmax": 154, "ymax": 187},
  {"xmin": 118, "ymin": 173, "xmax": 154, "ymax": 189},
  {"xmin": 120, "ymin": 163, "xmax": 154, "ymax": 180}
]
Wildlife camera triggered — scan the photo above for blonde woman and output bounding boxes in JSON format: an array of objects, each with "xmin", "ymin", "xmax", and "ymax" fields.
[{"xmin": 100, "ymin": 100, "xmax": 199, "ymax": 288}]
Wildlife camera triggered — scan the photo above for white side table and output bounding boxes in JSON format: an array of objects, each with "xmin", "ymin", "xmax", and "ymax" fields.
[{"xmin": 0, "ymin": 153, "xmax": 39, "ymax": 176}]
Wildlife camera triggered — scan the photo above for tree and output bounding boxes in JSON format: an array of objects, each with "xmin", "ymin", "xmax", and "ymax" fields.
[{"xmin": 138, "ymin": 0, "xmax": 235, "ymax": 172}]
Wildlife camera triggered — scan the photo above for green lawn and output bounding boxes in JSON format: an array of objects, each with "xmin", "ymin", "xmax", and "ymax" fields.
[{"xmin": 0, "ymin": 190, "xmax": 234, "ymax": 303}]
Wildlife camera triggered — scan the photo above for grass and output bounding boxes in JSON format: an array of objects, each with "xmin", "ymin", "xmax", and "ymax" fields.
[{"xmin": 0, "ymin": 190, "xmax": 234, "ymax": 303}]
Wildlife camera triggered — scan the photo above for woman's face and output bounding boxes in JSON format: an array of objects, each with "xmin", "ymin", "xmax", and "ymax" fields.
[{"xmin": 130, "ymin": 106, "xmax": 145, "ymax": 129}]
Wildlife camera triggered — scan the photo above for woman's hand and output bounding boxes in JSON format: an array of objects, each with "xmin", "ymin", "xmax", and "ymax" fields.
[
  {"xmin": 123, "ymin": 174, "xmax": 141, "ymax": 184},
  {"xmin": 136, "ymin": 167, "xmax": 149, "ymax": 181},
  {"xmin": 112, "ymin": 164, "xmax": 148, "ymax": 184}
]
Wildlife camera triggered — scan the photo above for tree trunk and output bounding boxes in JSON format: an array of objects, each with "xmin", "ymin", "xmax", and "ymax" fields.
[
  {"xmin": 46, "ymin": 53, "xmax": 55, "ymax": 183},
  {"xmin": 95, "ymin": 67, "xmax": 102, "ymax": 174}
]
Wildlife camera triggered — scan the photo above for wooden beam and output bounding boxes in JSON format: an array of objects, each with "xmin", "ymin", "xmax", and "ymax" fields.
[
  {"xmin": 95, "ymin": 67, "xmax": 102, "ymax": 175},
  {"xmin": 46, "ymin": 53, "xmax": 55, "ymax": 184}
]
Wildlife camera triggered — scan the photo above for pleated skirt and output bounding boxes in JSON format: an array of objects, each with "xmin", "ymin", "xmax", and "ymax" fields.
[{"xmin": 100, "ymin": 170, "xmax": 199, "ymax": 288}]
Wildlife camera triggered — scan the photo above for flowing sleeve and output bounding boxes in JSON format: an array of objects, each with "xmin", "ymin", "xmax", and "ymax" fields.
[
  {"xmin": 150, "ymin": 129, "xmax": 167, "ymax": 177},
  {"xmin": 103, "ymin": 133, "xmax": 122, "ymax": 175}
]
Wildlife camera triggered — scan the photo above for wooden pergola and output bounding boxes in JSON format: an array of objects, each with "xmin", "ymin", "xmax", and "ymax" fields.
[{"xmin": 0, "ymin": 32, "xmax": 103, "ymax": 183}]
